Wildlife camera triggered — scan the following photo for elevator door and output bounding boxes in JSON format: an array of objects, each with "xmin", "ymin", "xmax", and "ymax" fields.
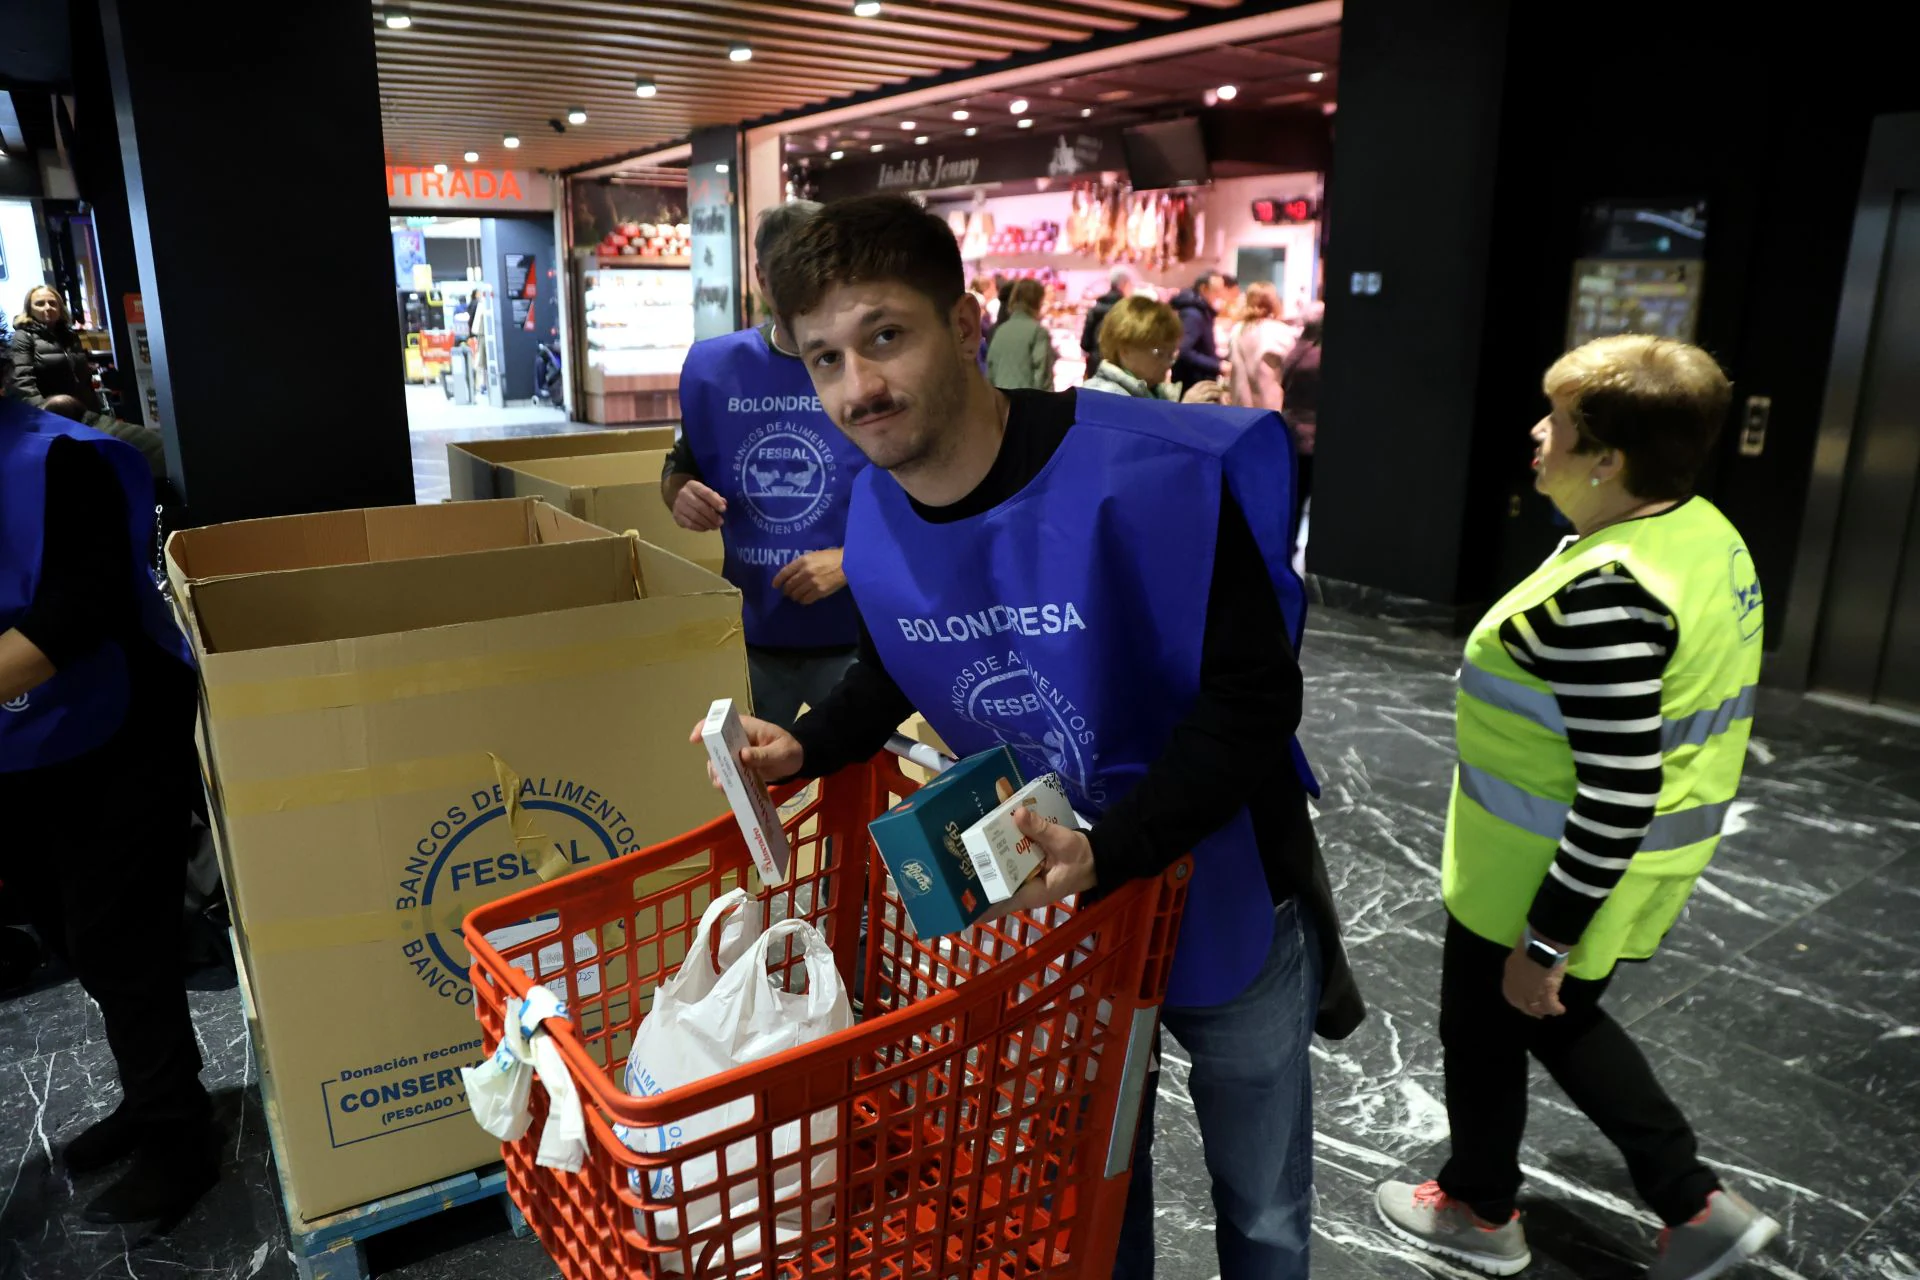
[{"xmin": 1809, "ymin": 184, "xmax": 1920, "ymax": 711}]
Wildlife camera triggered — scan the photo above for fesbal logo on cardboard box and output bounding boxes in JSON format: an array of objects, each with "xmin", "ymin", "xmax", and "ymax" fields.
[{"xmin": 393, "ymin": 771, "xmax": 641, "ymax": 1006}]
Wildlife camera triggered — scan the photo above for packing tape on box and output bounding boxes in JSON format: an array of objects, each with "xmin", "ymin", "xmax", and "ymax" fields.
[
  {"xmin": 219, "ymin": 751, "xmax": 501, "ymax": 816},
  {"xmin": 204, "ymin": 618, "xmax": 743, "ymax": 721}
]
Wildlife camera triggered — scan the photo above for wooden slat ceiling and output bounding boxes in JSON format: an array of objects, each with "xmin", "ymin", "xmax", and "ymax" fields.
[
  {"xmin": 784, "ymin": 23, "xmax": 1338, "ymax": 170},
  {"xmin": 373, "ymin": 0, "xmax": 1251, "ymax": 173}
]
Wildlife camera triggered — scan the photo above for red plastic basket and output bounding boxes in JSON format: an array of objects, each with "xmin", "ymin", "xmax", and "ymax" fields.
[{"xmin": 464, "ymin": 752, "xmax": 1189, "ymax": 1280}]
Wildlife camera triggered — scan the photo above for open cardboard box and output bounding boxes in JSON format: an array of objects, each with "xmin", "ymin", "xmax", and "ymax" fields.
[
  {"xmin": 498, "ymin": 449, "xmax": 724, "ymax": 574},
  {"xmin": 169, "ymin": 498, "xmax": 745, "ymax": 1221},
  {"xmin": 446, "ymin": 426, "xmax": 678, "ymax": 501}
]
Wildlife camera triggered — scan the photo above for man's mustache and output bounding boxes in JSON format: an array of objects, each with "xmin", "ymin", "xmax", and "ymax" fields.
[{"xmin": 845, "ymin": 396, "xmax": 904, "ymax": 427}]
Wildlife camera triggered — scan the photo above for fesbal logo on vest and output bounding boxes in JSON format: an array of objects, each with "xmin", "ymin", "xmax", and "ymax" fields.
[
  {"xmin": 1728, "ymin": 547, "xmax": 1764, "ymax": 643},
  {"xmin": 730, "ymin": 413, "xmax": 838, "ymax": 537}
]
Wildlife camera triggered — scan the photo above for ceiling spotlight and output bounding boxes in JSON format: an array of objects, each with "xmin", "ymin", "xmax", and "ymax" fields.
[
  {"xmin": 1009, "ymin": 99, "xmax": 1028, "ymax": 114},
  {"xmin": 915, "ymin": 135, "xmax": 928, "ymax": 145},
  {"xmin": 901, "ymin": 121, "xmax": 915, "ymax": 130},
  {"xmin": 1080, "ymin": 107, "xmax": 1092, "ymax": 117},
  {"xmin": 433, "ymin": 162, "xmax": 449, "ymax": 174},
  {"xmin": 870, "ymin": 143, "xmax": 884, "ymax": 152},
  {"xmin": 463, "ymin": 150, "xmax": 479, "ymax": 163},
  {"xmin": 964, "ymin": 127, "xmax": 977, "ymax": 137},
  {"xmin": 1308, "ymin": 71, "xmax": 1326, "ymax": 83},
  {"xmin": 1017, "ymin": 118, "xmax": 1033, "ymax": 129},
  {"xmin": 716, "ymin": 162, "xmax": 730, "ymax": 174},
  {"xmin": 728, "ymin": 44, "xmax": 753, "ymax": 62},
  {"xmin": 1216, "ymin": 84, "xmax": 1238, "ymax": 100},
  {"xmin": 503, "ymin": 134, "xmax": 521, "ymax": 149},
  {"xmin": 567, "ymin": 107, "xmax": 588, "ymax": 124},
  {"xmin": 853, "ymin": 0, "xmax": 882, "ymax": 14},
  {"xmin": 383, "ymin": 6, "xmax": 413, "ymax": 29},
  {"xmin": 830, "ymin": 149, "xmax": 845, "ymax": 159},
  {"xmin": 952, "ymin": 109, "xmax": 969, "ymax": 121},
  {"xmin": 635, "ymin": 77, "xmax": 657, "ymax": 97}
]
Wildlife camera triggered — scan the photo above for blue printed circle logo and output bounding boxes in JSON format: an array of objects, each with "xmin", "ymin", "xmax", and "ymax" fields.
[
  {"xmin": 951, "ymin": 655, "xmax": 1107, "ymax": 809},
  {"xmin": 734, "ymin": 423, "xmax": 836, "ymax": 534},
  {"xmin": 1729, "ymin": 547, "xmax": 1763, "ymax": 642},
  {"xmin": 394, "ymin": 775, "xmax": 638, "ymax": 1005}
]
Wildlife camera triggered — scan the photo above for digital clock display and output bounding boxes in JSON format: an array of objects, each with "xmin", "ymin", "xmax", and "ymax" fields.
[{"xmin": 1251, "ymin": 198, "xmax": 1317, "ymax": 225}]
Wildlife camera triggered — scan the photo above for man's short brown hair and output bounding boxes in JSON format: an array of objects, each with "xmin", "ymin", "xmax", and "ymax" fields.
[
  {"xmin": 1544, "ymin": 335, "xmax": 1732, "ymax": 501},
  {"xmin": 764, "ymin": 194, "xmax": 965, "ymax": 330}
]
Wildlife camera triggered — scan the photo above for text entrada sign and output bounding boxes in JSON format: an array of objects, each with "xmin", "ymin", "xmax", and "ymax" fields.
[{"xmin": 386, "ymin": 167, "xmax": 526, "ymax": 201}]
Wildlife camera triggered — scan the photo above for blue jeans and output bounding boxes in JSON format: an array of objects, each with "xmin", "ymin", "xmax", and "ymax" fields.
[{"xmin": 1113, "ymin": 897, "xmax": 1322, "ymax": 1280}]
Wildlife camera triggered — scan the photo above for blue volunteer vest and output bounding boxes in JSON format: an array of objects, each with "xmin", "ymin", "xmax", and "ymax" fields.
[
  {"xmin": 843, "ymin": 390, "xmax": 1316, "ymax": 1007},
  {"xmin": 681, "ymin": 327, "xmax": 866, "ymax": 648},
  {"xmin": 0, "ymin": 400, "xmax": 192, "ymax": 773}
]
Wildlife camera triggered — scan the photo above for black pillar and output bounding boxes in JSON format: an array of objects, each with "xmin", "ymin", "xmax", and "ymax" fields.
[
  {"xmin": 1312, "ymin": 0, "xmax": 1514, "ymax": 612},
  {"xmin": 92, "ymin": 0, "xmax": 412, "ymax": 522}
]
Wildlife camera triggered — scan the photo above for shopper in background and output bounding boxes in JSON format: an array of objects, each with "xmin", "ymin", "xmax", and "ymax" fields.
[
  {"xmin": 1169, "ymin": 270, "xmax": 1229, "ymax": 392},
  {"xmin": 969, "ymin": 274, "xmax": 1000, "ymax": 325},
  {"xmin": 1376, "ymin": 336, "xmax": 1778, "ymax": 1280},
  {"xmin": 1278, "ymin": 302, "xmax": 1322, "ymax": 522},
  {"xmin": 1226, "ymin": 282, "xmax": 1295, "ymax": 414},
  {"xmin": 0, "ymin": 397, "xmax": 216, "ymax": 1228},
  {"xmin": 7, "ymin": 286, "xmax": 165, "ymax": 477},
  {"xmin": 1079, "ymin": 266, "xmax": 1134, "ymax": 367},
  {"xmin": 715, "ymin": 193, "xmax": 1363, "ymax": 1280},
  {"xmin": 1084, "ymin": 296, "xmax": 1222, "ymax": 404},
  {"xmin": 985, "ymin": 278, "xmax": 1056, "ymax": 391},
  {"xmin": 661, "ymin": 201, "xmax": 868, "ymax": 729}
]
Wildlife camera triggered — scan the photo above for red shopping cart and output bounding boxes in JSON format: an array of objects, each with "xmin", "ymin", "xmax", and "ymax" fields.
[{"xmin": 465, "ymin": 748, "xmax": 1189, "ymax": 1280}]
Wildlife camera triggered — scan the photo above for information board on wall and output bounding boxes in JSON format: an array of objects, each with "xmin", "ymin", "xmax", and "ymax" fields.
[{"xmin": 1566, "ymin": 198, "xmax": 1707, "ymax": 348}]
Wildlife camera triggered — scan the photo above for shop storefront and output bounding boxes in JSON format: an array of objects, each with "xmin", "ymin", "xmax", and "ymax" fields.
[
  {"xmin": 387, "ymin": 165, "xmax": 566, "ymax": 425},
  {"xmin": 565, "ymin": 173, "xmax": 693, "ymax": 425}
]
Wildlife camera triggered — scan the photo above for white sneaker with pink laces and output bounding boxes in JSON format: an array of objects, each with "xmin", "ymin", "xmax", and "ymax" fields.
[{"xmin": 1375, "ymin": 1179, "xmax": 1532, "ymax": 1275}]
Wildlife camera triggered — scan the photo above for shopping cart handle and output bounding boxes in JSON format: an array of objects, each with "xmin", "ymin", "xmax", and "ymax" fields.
[{"xmin": 885, "ymin": 733, "xmax": 953, "ymax": 775}]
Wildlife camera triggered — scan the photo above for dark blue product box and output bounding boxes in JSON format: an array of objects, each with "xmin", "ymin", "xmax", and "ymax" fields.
[{"xmin": 867, "ymin": 745, "xmax": 1024, "ymax": 937}]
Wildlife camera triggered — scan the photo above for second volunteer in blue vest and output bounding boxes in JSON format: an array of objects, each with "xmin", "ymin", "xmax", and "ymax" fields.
[
  {"xmin": 662, "ymin": 201, "xmax": 867, "ymax": 728},
  {"xmin": 0, "ymin": 399, "xmax": 217, "ymax": 1229},
  {"xmin": 1374, "ymin": 337, "xmax": 1779, "ymax": 1280},
  {"xmin": 697, "ymin": 194, "xmax": 1364, "ymax": 1280}
]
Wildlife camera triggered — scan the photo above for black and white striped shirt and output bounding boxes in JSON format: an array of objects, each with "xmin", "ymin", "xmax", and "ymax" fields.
[{"xmin": 1498, "ymin": 556, "xmax": 1676, "ymax": 944}]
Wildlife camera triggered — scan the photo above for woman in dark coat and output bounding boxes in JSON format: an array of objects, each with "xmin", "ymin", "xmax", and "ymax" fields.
[{"xmin": 7, "ymin": 285, "xmax": 165, "ymax": 475}]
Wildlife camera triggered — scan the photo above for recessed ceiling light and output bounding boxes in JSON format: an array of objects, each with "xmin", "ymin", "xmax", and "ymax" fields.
[
  {"xmin": 1216, "ymin": 84, "xmax": 1238, "ymax": 100},
  {"xmin": 1017, "ymin": 118, "xmax": 1033, "ymax": 129},
  {"xmin": 567, "ymin": 107, "xmax": 588, "ymax": 124},
  {"xmin": 952, "ymin": 109, "xmax": 969, "ymax": 121},
  {"xmin": 729, "ymin": 44, "xmax": 753, "ymax": 61},
  {"xmin": 964, "ymin": 127, "xmax": 977, "ymax": 137},
  {"xmin": 1080, "ymin": 107, "xmax": 1092, "ymax": 117},
  {"xmin": 915, "ymin": 135, "xmax": 928, "ymax": 145},
  {"xmin": 831, "ymin": 149, "xmax": 845, "ymax": 159},
  {"xmin": 383, "ymin": 6, "xmax": 413, "ymax": 29},
  {"xmin": 901, "ymin": 121, "xmax": 915, "ymax": 130},
  {"xmin": 870, "ymin": 143, "xmax": 884, "ymax": 152},
  {"xmin": 635, "ymin": 77, "xmax": 657, "ymax": 97},
  {"xmin": 502, "ymin": 134, "xmax": 520, "ymax": 149},
  {"xmin": 1308, "ymin": 71, "xmax": 1326, "ymax": 83},
  {"xmin": 433, "ymin": 162, "xmax": 449, "ymax": 174},
  {"xmin": 1009, "ymin": 99, "xmax": 1028, "ymax": 114},
  {"xmin": 463, "ymin": 150, "xmax": 479, "ymax": 163},
  {"xmin": 853, "ymin": 0, "xmax": 882, "ymax": 13},
  {"xmin": 716, "ymin": 162, "xmax": 730, "ymax": 173}
]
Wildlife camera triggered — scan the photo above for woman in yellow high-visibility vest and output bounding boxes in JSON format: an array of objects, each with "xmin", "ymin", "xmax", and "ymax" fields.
[{"xmin": 1375, "ymin": 336, "xmax": 1779, "ymax": 1279}]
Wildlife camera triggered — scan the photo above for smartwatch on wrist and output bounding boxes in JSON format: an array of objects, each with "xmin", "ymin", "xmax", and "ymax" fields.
[{"xmin": 1522, "ymin": 926, "xmax": 1569, "ymax": 970}]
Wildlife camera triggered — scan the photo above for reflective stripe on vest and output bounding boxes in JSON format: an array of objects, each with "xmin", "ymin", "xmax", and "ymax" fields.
[
  {"xmin": 1459, "ymin": 659, "xmax": 1756, "ymax": 754},
  {"xmin": 1456, "ymin": 762, "xmax": 1733, "ymax": 851}
]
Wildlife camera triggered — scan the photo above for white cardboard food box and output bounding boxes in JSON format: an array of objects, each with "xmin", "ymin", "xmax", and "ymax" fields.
[{"xmin": 960, "ymin": 773, "xmax": 1076, "ymax": 902}]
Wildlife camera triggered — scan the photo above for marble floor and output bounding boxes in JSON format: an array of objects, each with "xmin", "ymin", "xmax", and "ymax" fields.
[
  {"xmin": 406, "ymin": 412, "xmax": 615, "ymax": 504},
  {"xmin": 2, "ymin": 607, "xmax": 1916, "ymax": 1279}
]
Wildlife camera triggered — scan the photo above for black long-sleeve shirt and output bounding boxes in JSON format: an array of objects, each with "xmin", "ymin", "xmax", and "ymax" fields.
[{"xmin": 791, "ymin": 388, "xmax": 1306, "ymax": 898}]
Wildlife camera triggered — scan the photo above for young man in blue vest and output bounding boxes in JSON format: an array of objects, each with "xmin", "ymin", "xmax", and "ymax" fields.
[
  {"xmin": 698, "ymin": 194, "xmax": 1364, "ymax": 1280},
  {"xmin": 662, "ymin": 201, "xmax": 868, "ymax": 728},
  {"xmin": 0, "ymin": 399, "xmax": 217, "ymax": 1228}
]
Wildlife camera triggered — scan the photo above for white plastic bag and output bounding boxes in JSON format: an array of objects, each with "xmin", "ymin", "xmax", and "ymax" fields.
[
  {"xmin": 462, "ymin": 986, "xmax": 588, "ymax": 1171},
  {"xmin": 621, "ymin": 895, "xmax": 851, "ymax": 1268}
]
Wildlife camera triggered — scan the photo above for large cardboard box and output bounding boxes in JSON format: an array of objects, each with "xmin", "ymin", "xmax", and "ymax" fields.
[
  {"xmin": 500, "ymin": 450, "xmax": 725, "ymax": 574},
  {"xmin": 447, "ymin": 427, "xmax": 678, "ymax": 501},
  {"xmin": 168, "ymin": 499, "xmax": 745, "ymax": 1221}
]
